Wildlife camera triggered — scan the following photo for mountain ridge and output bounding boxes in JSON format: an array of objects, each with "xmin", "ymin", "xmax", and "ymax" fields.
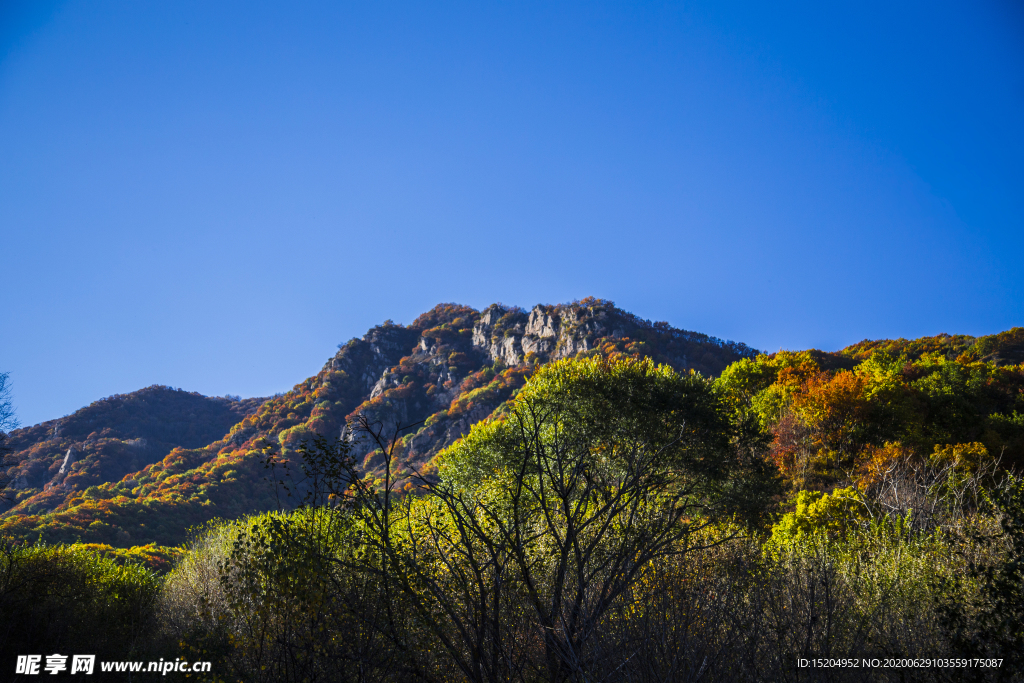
[{"xmin": 0, "ymin": 299, "xmax": 758, "ymax": 548}]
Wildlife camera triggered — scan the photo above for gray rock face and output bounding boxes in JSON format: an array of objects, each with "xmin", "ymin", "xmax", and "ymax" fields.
[
  {"xmin": 525, "ymin": 308, "xmax": 559, "ymax": 339},
  {"xmin": 41, "ymin": 447, "xmax": 79, "ymax": 489},
  {"xmin": 471, "ymin": 304, "xmax": 615, "ymax": 366},
  {"xmin": 57, "ymin": 447, "xmax": 77, "ymax": 476},
  {"xmin": 370, "ymin": 371, "xmax": 401, "ymax": 399},
  {"xmin": 494, "ymin": 336, "xmax": 524, "ymax": 365},
  {"xmin": 325, "ymin": 323, "xmax": 421, "ymax": 393},
  {"xmin": 471, "ymin": 324, "xmax": 490, "ymax": 348}
]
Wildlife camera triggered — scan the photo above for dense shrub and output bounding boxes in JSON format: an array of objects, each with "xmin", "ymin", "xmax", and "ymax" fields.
[{"xmin": 0, "ymin": 541, "xmax": 161, "ymax": 665}]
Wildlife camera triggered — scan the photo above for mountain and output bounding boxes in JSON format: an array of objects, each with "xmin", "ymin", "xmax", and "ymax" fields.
[
  {"xmin": 0, "ymin": 299, "xmax": 758, "ymax": 549},
  {"xmin": 1, "ymin": 387, "xmax": 266, "ymax": 517}
]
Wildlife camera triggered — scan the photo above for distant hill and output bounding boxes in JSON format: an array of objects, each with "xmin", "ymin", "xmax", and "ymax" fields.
[
  {"xmin": 0, "ymin": 299, "xmax": 758, "ymax": 548},
  {"xmin": 840, "ymin": 327, "xmax": 1024, "ymax": 366},
  {"xmin": 1, "ymin": 387, "xmax": 266, "ymax": 516}
]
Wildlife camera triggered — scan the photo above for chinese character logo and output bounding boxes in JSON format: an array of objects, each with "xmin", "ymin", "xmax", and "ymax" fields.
[
  {"xmin": 71, "ymin": 655, "xmax": 95, "ymax": 675},
  {"xmin": 15, "ymin": 655, "xmax": 41, "ymax": 675}
]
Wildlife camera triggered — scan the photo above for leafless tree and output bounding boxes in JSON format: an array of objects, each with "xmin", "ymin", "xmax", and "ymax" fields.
[
  {"xmin": 0, "ymin": 372, "xmax": 19, "ymax": 496},
  {"xmin": 864, "ymin": 449, "xmax": 1006, "ymax": 531}
]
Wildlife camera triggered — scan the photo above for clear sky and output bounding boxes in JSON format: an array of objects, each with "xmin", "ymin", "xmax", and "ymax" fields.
[{"xmin": 2, "ymin": 1, "xmax": 1022, "ymax": 428}]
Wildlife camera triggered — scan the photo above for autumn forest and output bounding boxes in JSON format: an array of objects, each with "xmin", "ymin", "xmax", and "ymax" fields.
[{"xmin": 2, "ymin": 299, "xmax": 1023, "ymax": 681}]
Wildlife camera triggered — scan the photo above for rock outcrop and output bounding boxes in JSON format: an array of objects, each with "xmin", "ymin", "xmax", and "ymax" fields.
[
  {"xmin": 469, "ymin": 300, "xmax": 731, "ymax": 370},
  {"xmin": 57, "ymin": 447, "xmax": 77, "ymax": 476},
  {"xmin": 322, "ymin": 300, "xmax": 759, "ymax": 474}
]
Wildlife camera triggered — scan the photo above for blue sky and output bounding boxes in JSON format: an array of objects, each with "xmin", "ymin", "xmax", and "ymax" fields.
[{"xmin": 2, "ymin": 0, "xmax": 1022, "ymax": 427}]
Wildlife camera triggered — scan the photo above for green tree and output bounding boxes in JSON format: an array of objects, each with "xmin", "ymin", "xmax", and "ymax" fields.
[{"xmin": 425, "ymin": 356, "xmax": 778, "ymax": 681}]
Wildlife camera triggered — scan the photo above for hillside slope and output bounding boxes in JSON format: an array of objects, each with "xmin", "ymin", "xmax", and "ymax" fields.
[
  {"xmin": 840, "ymin": 327, "xmax": 1024, "ymax": 366},
  {"xmin": 0, "ymin": 387, "xmax": 266, "ymax": 517},
  {"xmin": 0, "ymin": 299, "xmax": 758, "ymax": 548}
]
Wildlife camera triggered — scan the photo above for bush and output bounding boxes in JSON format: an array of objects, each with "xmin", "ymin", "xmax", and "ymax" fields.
[
  {"xmin": 161, "ymin": 512, "xmax": 403, "ymax": 683},
  {"xmin": 0, "ymin": 541, "xmax": 161, "ymax": 664}
]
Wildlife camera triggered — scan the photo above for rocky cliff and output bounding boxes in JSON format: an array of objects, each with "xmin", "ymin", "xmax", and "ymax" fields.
[{"xmin": 324, "ymin": 299, "xmax": 758, "ymax": 472}]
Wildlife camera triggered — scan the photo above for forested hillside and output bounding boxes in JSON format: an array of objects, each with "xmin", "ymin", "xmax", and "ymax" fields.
[
  {"xmin": 0, "ymin": 387, "xmax": 266, "ymax": 517},
  {"xmin": 0, "ymin": 299, "xmax": 757, "ymax": 549},
  {"xmin": 720, "ymin": 328, "xmax": 1024, "ymax": 494},
  {"xmin": 3, "ymin": 307, "xmax": 1023, "ymax": 680}
]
